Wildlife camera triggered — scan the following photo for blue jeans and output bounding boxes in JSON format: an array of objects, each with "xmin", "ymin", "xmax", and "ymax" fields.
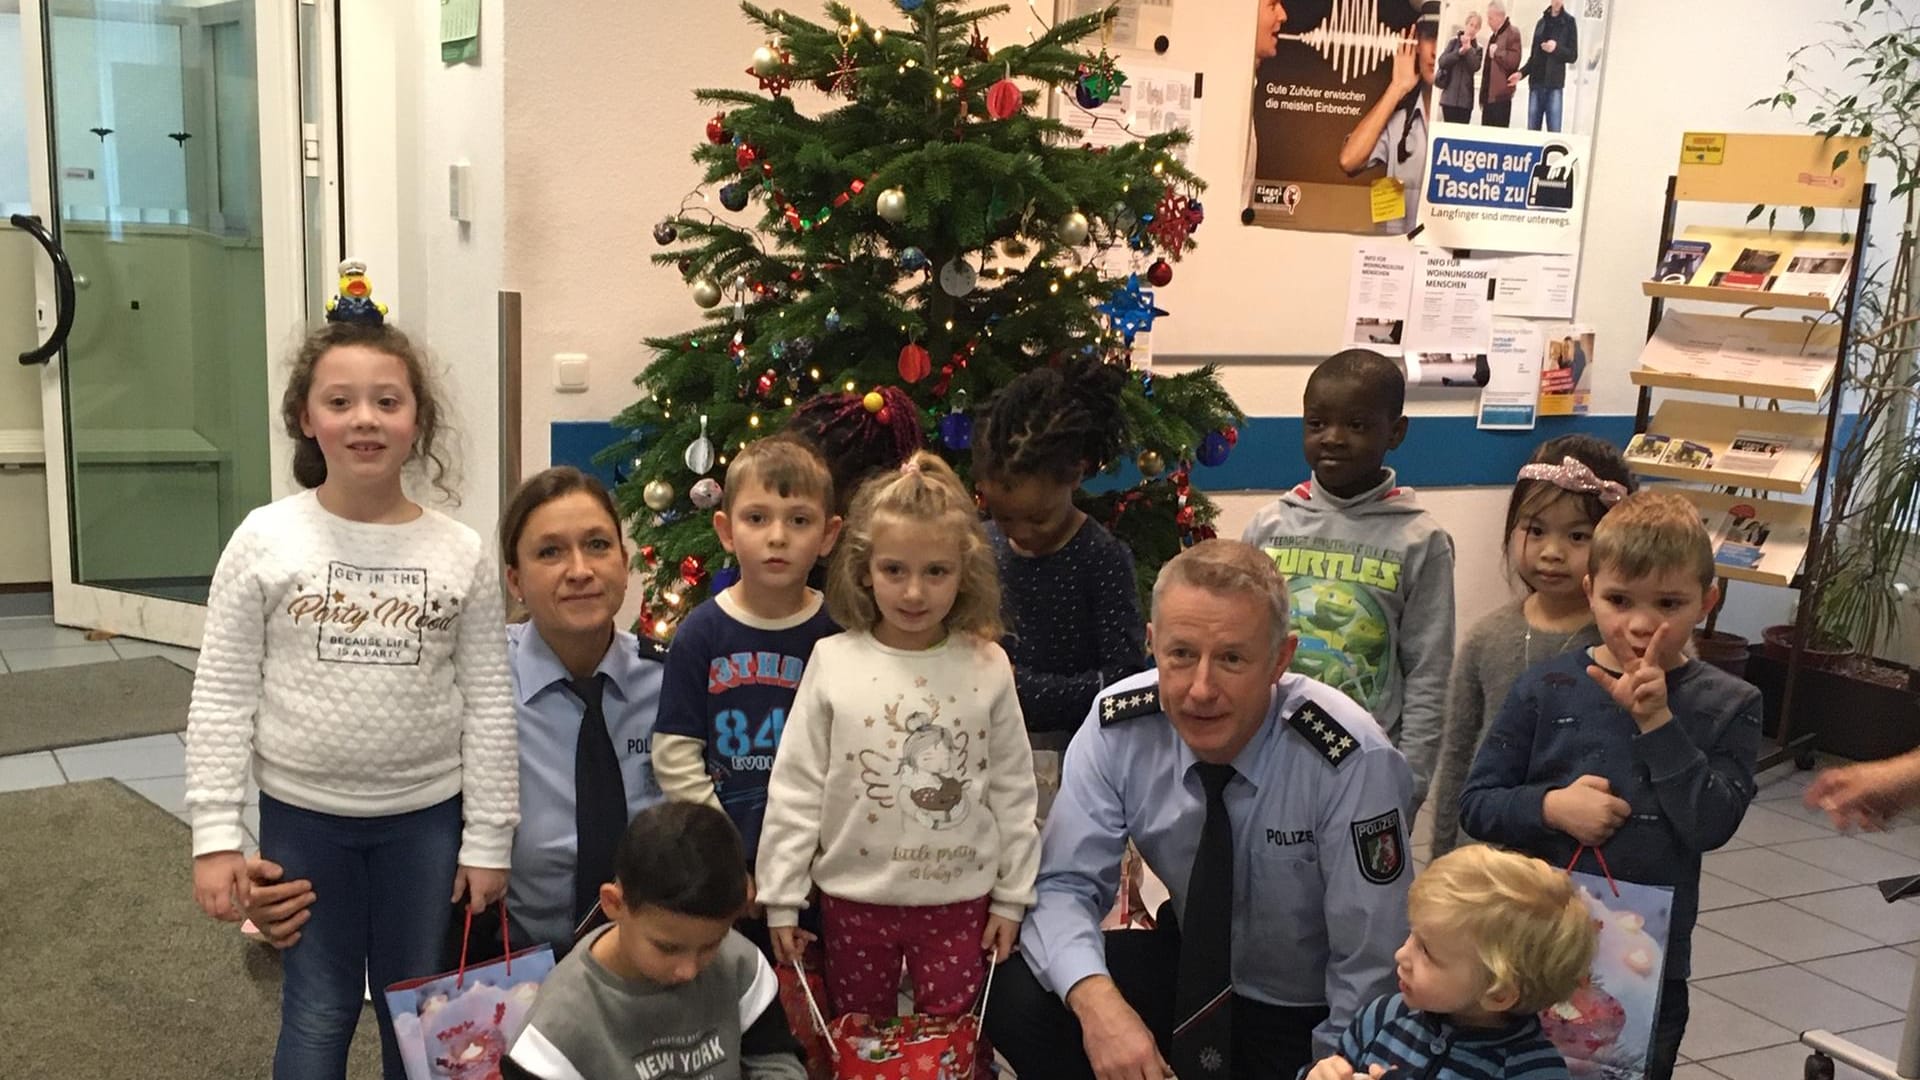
[
  {"xmin": 1528, "ymin": 86, "xmax": 1564, "ymax": 131},
  {"xmin": 259, "ymin": 793, "xmax": 462, "ymax": 1080}
]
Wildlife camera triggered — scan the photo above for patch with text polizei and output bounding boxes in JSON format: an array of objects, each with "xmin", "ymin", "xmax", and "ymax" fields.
[
  {"xmin": 1286, "ymin": 699, "xmax": 1358, "ymax": 766},
  {"xmin": 636, "ymin": 635, "xmax": 670, "ymax": 662},
  {"xmin": 1351, "ymin": 809, "xmax": 1406, "ymax": 885},
  {"xmin": 1099, "ymin": 685, "xmax": 1162, "ymax": 725}
]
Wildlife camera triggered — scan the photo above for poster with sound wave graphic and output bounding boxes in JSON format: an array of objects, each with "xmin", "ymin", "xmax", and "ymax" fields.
[{"xmin": 1245, "ymin": 0, "xmax": 1434, "ymax": 236}]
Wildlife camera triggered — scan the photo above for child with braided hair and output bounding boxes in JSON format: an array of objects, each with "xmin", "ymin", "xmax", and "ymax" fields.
[{"xmin": 974, "ymin": 359, "xmax": 1149, "ymax": 750}]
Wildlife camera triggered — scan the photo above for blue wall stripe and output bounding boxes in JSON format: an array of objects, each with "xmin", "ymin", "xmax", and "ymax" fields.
[{"xmin": 553, "ymin": 413, "xmax": 1641, "ymax": 493}]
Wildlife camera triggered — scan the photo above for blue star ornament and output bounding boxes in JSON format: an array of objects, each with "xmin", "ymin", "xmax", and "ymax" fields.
[{"xmin": 1096, "ymin": 274, "xmax": 1169, "ymax": 344}]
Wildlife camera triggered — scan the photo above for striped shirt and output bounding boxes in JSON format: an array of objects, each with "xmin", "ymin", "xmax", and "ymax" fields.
[{"xmin": 1318, "ymin": 993, "xmax": 1569, "ymax": 1080}]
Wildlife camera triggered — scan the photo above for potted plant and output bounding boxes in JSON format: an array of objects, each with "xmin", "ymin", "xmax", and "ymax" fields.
[{"xmin": 1746, "ymin": 0, "xmax": 1920, "ymax": 761}]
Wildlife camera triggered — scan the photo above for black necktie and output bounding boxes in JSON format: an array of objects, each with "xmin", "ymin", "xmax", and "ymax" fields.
[
  {"xmin": 1174, "ymin": 762, "xmax": 1237, "ymax": 1079},
  {"xmin": 570, "ymin": 674, "xmax": 626, "ymax": 926}
]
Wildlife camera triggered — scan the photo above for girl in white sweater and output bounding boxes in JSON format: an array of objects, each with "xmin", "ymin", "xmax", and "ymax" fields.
[
  {"xmin": 758, "ymin": 451, "xmax": 1039, "ymax": 1032},
  {"xmin": 185, "ymin": 299, "xmax": 517, "ymax": 1080}
]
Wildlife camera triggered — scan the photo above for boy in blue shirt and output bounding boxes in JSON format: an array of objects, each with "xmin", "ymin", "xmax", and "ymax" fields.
[
  {"xmin": 1305, "ymin": 845, "xmax": 1595, "ymax": 1080},
  {"xmin": 1460, "ymin": 490, "xmax": 1763, "ymax": 1080},
  {"xmin": 652, "ymin": 435, "xmax": 842, "ymax": 954}
]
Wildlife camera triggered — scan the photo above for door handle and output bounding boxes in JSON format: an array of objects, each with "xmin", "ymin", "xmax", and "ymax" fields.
[{"xmin": 8, "ymin": 213, "xmax": 76, "ymax": 366}]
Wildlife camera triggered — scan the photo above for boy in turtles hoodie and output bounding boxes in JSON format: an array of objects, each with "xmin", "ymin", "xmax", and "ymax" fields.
[{"xmin": 1242, "ymin": 350, "xmax": 1455, "ymax": 810}]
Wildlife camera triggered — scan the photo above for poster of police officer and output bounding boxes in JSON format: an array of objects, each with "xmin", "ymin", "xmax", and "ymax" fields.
[{"xmin": 1245, "ymin": 0, "xmax": 1443, "ymax": 236}]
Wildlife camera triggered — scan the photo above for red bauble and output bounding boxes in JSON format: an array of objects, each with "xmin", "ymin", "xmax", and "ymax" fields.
[
  {"xmin": 756, "ymin": 369, "xmax": 778, "ymax": 397},
  {"xmin": 1146, "ymin": 259, "xmax": 1173, "ymax": 287},
  {"xmin": 639, "ymin": 544, "xmax": 658, "ymax": 566},
  {"xmin": 898, "ymin": 342, "xmax": 933, "ymax": 383},
  {"xmin": 1175, "ymin": 506, "xmax": 1196, "ymax": 528},
  {"xmin": 736, "ymin": 144, "xmax": 758, "ymax": 171},
  {"xmin": 986, "ymin": 78, "xmax": 1024, "ymax": 120},
  {"xmin": 705, "ymin": 114, "xmax": 729, "ymax": 144},
  {"xmin": 680, "ymin": 554, "xmax": 706, "ymax": 586}
]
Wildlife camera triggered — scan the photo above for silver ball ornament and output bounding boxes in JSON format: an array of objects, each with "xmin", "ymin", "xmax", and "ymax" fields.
[
  {"xmin": 690, "ymin": 477, "xmax": 724, "ymax": 510},
  {"xmin": 643, "ymin": 479, "xmax": 675, "ymax": 512},
  {"xmin": 1058, "ymin": 211, "xmax": 1090, "ymax": 246},
  {"xmin": 876, "ymin": 187, "xmax": 909, "ymax": 224},
  {"xmin": 1136, "ymin": 449, "xmax": 1166, "ymax": 478},
  {"xmin": 690, "ymin": 277, "xmax": 722, "ymax": 309},
  {"xmin": 752, "ymin": 44, "xmax": 783, "ymax": 76}
]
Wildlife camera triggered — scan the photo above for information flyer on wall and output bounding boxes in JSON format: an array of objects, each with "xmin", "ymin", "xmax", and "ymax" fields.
[
  {"xmin": 1244, "ymin": 0, "xmax": 1432, "ymax": 234},
  {"xmin": 1538, "ymin": 325, "xmax": 1593, "ymax": 415},
  {"xmin": 1344, "ymin": 240, "xmax": 1417, "ymax": 350},
  {"xmin": 1417, "ymin": 125, "xmax": 1592, "ymax": 253},
  {"xmin": 1055, "ymin": 63, "xmax": 1203, "ymax": 167},
  {"xmin": 1061, "ymin": 0, "xmax": 1177, "ymax": 55},
  {"xmin": 1478, "ymin": 321, "xmax": 1544, "ymax": 429}
]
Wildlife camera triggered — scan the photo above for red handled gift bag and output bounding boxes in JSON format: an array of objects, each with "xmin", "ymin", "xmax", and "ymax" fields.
[
  {"xmin": 384, "ymin": 902, "xmax": 556, "ymax": 1080},
  {"xmin": 1541, "ymin": 847, "xmax": 1674, "ymax": 1080},
  {"xmin": 788, "ymin": 956, "xmax": 993, "ymax": 1080},
  {"xmin": 776, "ymin": 945, "xmax": 836, "ymax": 1080}
]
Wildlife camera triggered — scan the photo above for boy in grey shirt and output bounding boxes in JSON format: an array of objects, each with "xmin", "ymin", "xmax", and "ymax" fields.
[
  {"xmin": 1243, "ymin": 350, "xmax": 1455, "ymax": 810},
  {"xmin": 506, "ymin": 802, "xmax": 804, "ymax": 1080}
]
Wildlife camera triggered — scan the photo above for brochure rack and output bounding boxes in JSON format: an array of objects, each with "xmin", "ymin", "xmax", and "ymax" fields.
[{"xmin": 1632, "ymin": 132, "xmax": 1874, "ymax": 772}]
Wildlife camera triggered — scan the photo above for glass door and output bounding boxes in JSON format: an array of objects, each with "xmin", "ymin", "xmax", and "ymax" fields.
[{"xmin": 15, "ymin": 0, "xmax": 309, "ymax": 646}]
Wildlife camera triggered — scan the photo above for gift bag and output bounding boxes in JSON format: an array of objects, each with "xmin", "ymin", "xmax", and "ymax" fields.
[
  {"xmin": 776, "ymin": 946, "xmax": 836, "ymax": 1080},
  {"xmin": 789, "ymin": 957, "xmax": 992, "ymax": 1080},
  {"xmin": 1540, "ymin": 847, "xmax": 1674, "ymax": 1080},
  {"xmin": 385, "ymin": 902, "xmax": 556, "ymax": 1080}
]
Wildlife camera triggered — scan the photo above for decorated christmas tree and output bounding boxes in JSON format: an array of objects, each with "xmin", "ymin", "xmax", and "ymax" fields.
[{"xmin": 612, "ymin": 0, "xmax": 1244, "ymax": 638}]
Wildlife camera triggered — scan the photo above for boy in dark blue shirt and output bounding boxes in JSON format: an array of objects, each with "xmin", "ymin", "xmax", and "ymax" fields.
[
  {"xmin": 1460, "ymin": 490, "xmax": 1762, "ymax": 1080},
  {"xmin": 653, "ymin": 435, "xmax": 841, "ymax": 953}
]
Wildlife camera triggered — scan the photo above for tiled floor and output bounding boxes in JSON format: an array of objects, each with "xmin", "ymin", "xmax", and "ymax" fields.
[{"xmin": 3, "ymin": 612, "xmax": 1918, "ymax": 1078}]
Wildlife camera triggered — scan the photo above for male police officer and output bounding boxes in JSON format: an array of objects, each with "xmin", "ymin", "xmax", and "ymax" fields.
[{"xmin": 987, "ymin": 539, "xmax": 1411, "ymax": 1080}]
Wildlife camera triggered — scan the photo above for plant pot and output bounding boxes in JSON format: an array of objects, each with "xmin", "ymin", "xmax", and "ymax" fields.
[
  {"xmin": 1747, "ymin": 645, "xmax": 1920, "ymax": 761},
  {"xmin": 1693, "ymin": 630, "xmax": 1750, "ymax": 680},
  {"xmin": 1759, "ymin": 624, "xmax": 1855, "ymax": 672}
]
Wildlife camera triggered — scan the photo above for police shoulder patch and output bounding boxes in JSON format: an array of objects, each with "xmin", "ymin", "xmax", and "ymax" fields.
[
  {"xmin": 1099, "ymin": 684, "xmax": 1162, "ymax": 726},
  {"xmin": 1350, "ymin": 809, "xmax": 1406, "ymax": 885},
  {"xmin": 1286, "ymin": 699, "xmax": 1360, "ymax": 767},
  {"xmin": 635, "ymin": 635, "xmax": 670, "ymax": 662}
]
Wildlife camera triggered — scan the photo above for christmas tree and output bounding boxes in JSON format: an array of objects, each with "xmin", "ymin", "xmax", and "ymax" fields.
[{"xmin": 612, "ymin": 0, "xmax": 1245, "ymax": 638}]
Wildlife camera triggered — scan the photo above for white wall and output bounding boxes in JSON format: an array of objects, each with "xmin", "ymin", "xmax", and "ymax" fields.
[
  {"xmin": 500, "ymin": 0, "xmax": 1892, "ymax": 643},
  {"xmin": 340, "ymin": 0, "xmax": 505, "ymax": 544}
]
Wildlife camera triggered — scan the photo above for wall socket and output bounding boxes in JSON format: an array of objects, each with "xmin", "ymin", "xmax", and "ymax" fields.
[{"xmin": 554, "ymin": 353, "xmax": 589, "ymax": 393}]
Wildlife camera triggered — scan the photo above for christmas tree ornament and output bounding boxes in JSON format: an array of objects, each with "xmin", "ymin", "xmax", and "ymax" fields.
[
  {"xmin": 1057, "ymin": 210, "xmax": 1090, "ymax": 246},
  {"xmin": 684, "ymin": 414, "xmax": 716, "ymax": 474},
  {"xmin": 898, "ymin": 342, "xmax": 933, "ymax": 383},
  {"xmin": 680, "ymin": 554, "xmax": 707, "ymax": 586},
  {"xmin": 1095, "ymin": 274, "xmax": 1169, "ymax": 344},
  {"xmin": 1147, "ymin": 258, "xmax": 1173, "ymax": 287},
  {"xmin": 1197, "ymin": 429, "xmax": 1233, "ymax": 467},
  {"xmin": 986, "ymin": 77, "xmax": 1024, "ymax": 119},
  {"xmin": 876, "ymin": 186, "xmax": 909, "ymax": 224},
  {"xmin": 826, "ymin": 24, "xmax": 862, "ymax": 98},
  {"xmin": 719, "ymin": 182, "xmax": 750, "ymax": 212},
  {"xmin": 898, "ymin": 246, "xmax": 929, "ymax": 271},
  {"xmin": 706, "ymin": 114, "xmax": 730, "ymax": 144},
  {"xmin": 735, "ymin": 144, "xmax": 758, "ymax": 171},
  {"xmin": 747, "ymin": 51, "xmax": 793, "ymax": 96},
  {"xmin": 824, "ymin": 307, "xmax": 843, "ymax": 332},
  {"xmin": 751, "ymin": 44, "xmax": 784, "ymax": 76},
  {"xmin": 1074, "ymin": 48, "xmax": 1128, "ymax": 108},
  {"xmin": 898, "ymin": 0, "xmax": 924, "ymax": 10},
  {"xmin": 968, "ymin": 23, "xmax": 992, "ymax": 62},
  {"xmin": 643, "ymin": 479, "xmax": 676, "ymax": 512},
  {"xmin": 711, "ymin": 566, "xmax": 741, "ymax": 592},
  {"xmin": 939, "ymin": 411, "xmax": 974, "ymax": 450},
  {"xmin": 690, "ymin": 477, "xmax": 724, "ymax": 510},
  {"xmin": 690, "ymin": 277, "xmax": 722, "ymax": 308},
  {"xmin": 639, "ymin": 544, "xmax": 659, "ymax": 567},
  {"xmin": 1148, "ymin": 186, "xmax": 1203, "ymax": 255},
  {"xmin": 938, "ymin": 257, "xmax": 978, "ymax": 296},
  {"xmin": 863, "ymin": 389, "xmax": 885, "ymax": 413},
  {"xmin": 652, "ymin": 219, "xmax": 678, "ymax": 246},
  {"xmin": 756, "ymin": 369, "xmax": 778, "ymax": 397},
  {"xmin": 786, "ymin": 336, "xmax": 815, "ymax": 364},
  {"xmin": 1136, "ymin": 449, "xmax": 1166, "ymax": 477}
]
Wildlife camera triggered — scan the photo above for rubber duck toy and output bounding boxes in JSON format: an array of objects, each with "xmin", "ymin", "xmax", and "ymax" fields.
[{"xmin": 326, "ymin": 258, "xmax": 387, "ymax": 325}]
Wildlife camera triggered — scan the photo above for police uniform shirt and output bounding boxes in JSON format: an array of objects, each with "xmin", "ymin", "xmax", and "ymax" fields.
[
  {"xmin": 506, "ymin": 621, "xmax": 667, "ymax": 952},
  {"xmin": 1020, "ymin": 668, "xmax": 1414, "ymax": 1056},
  {"xmin": 1368, "ymin": 93, "xmax": 1430, "ymax": 228}
]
